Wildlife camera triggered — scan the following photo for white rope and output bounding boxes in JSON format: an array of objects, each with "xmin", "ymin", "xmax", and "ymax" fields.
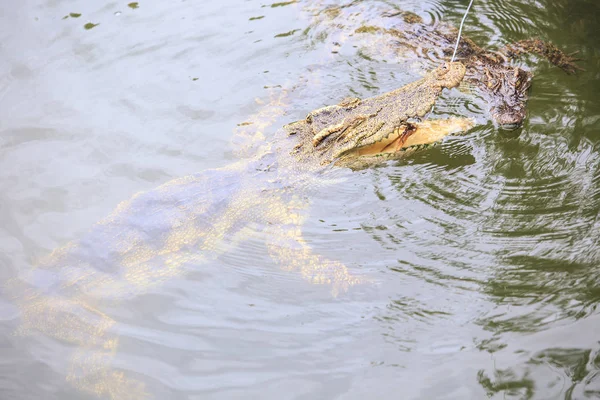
[{"xmin": 451, "ymin": 0, "xmax": 475, "ymax": 62}]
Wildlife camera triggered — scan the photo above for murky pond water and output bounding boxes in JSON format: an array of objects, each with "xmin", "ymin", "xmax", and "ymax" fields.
[{"xmin": 1, "ymin": 0, "xmax": 600, "ymax": 399}]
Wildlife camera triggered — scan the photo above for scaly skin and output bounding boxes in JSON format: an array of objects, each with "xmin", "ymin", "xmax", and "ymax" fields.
[
  {"xmin": 9, "ymin": 64, "xmax": 474, "ymax": 399},
  {"xmin": 286, "ymin": 62, "xmax": 466, "ymax": 165}
]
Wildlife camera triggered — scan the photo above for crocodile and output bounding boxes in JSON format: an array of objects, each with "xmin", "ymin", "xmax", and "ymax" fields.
[
  {"xmin": 9, "ymin": 62, "xmax": 474, "ymax": 399},
  {"xmin": 303, "ymin": 1, "xmax": 581, "ymax": 129}
]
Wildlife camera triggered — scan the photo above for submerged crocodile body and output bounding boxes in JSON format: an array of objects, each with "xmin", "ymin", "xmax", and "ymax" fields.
[{"xmin": 10, "ymin": 63, "xmax": 474, "ymax": 398}]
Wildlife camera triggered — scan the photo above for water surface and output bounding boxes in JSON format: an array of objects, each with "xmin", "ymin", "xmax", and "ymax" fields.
[{"xmin": 1, "ymin": 0, "xmax": 599, "ymax": 399}]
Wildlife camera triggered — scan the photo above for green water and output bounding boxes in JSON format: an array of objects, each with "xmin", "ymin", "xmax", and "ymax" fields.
[{"xmin": 0, "ymin": 0, "xmax": 599, "ymax": 399}]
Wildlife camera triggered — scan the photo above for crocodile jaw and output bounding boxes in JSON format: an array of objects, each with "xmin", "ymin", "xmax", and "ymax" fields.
[{"xmin": 350, "ymin": 117, "xmax": 476, "ymax": 157}]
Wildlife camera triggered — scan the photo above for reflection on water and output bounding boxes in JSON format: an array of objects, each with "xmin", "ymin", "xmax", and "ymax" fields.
[{"xmin": 1, "ymin": 0, "xmax": 599, "ymax": 398}]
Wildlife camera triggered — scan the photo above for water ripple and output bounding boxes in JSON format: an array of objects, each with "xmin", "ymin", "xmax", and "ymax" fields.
[
  {"xmin": 478, "ymin": 0, "xmax": 533, "ymax": 39},
  {"xmin": 2, "ymin": 0, "xmax": 600, "ymax": 398}
]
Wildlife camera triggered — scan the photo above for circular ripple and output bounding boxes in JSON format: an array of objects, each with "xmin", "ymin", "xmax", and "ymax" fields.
[{"xmin": 478, "ymin": 0, "xmax": 535, "ymax": 40}]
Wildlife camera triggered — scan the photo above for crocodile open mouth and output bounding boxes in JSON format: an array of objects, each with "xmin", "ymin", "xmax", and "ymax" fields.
[{"xmin": 352, "ymin": 117, "xmax": 476, "ymax": 157}]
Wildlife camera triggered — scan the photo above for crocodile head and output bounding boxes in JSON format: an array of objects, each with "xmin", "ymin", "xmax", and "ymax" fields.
[
  {"xmin": 479, "ymin": 65, "xmax": 533, "ymax": 129},
  {"xmin": 288, "ymin": 116, "xmax": 475, "ymax": 167},
  {"xmin": 287, "ymin": 62, "xmax": 468, "ymax": 165}
]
